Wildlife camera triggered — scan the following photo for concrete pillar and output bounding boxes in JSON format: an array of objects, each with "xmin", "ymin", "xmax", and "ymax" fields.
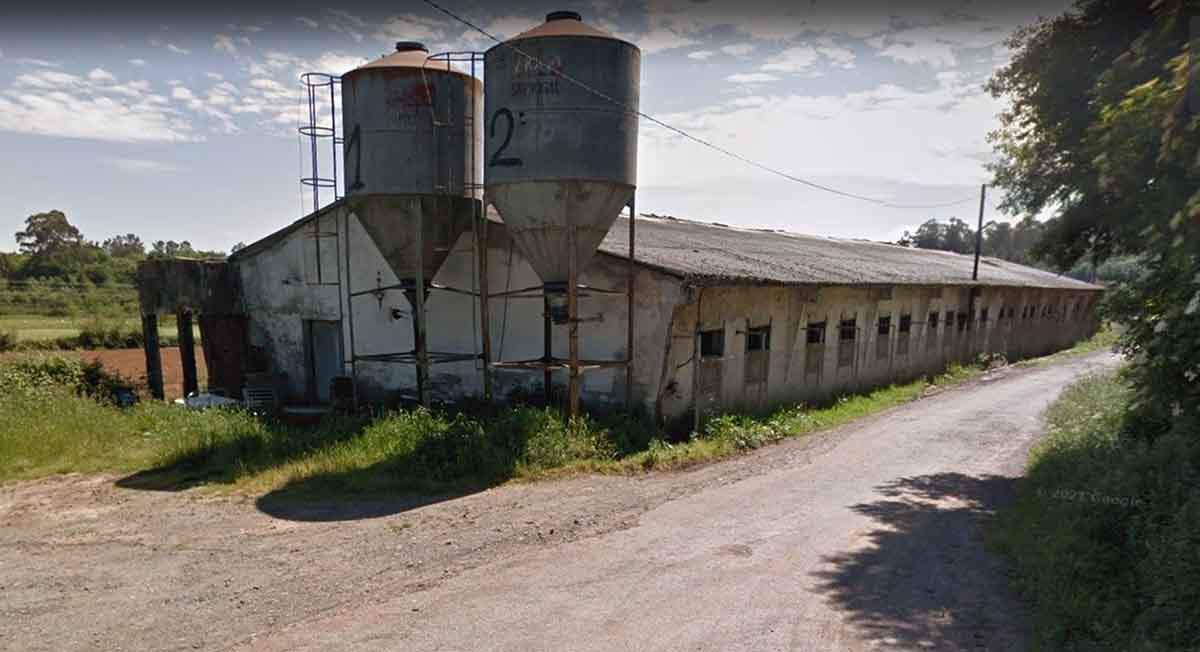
[
  {"xmin": 141, "ymin": 313, "xmax": 164, "ymax": 400},
  {"xmin": 177, "ymin": 309, "xmax": 198, "ymax": 398}
]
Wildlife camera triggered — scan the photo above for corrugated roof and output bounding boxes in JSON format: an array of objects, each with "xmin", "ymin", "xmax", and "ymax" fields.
[
  {"xmin": 231, "ymin": 205, "xmax": 1100, "ymax": 292},
  {"xmin": 597, "ymin": 214, "xmax": 1101, "ymax": 291}
]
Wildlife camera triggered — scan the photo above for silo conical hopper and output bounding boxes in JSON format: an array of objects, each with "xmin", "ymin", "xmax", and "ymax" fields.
[
  {"xmin": 484, "ymin": 11, "xmax": 640, "ymax": 322},
  {"xmin": 342, "ymin": 41, "xmax": 483, "ymax": 297}
]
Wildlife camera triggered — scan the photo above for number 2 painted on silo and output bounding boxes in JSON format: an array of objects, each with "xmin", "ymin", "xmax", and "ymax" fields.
[{"xmin": 489, "ymin": 108, "xmax": 522, "ymax": 167}]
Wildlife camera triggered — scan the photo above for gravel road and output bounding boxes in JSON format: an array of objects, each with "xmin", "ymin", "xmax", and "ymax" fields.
[{"xmin": 0, "ymin": 352, "xmax": 1119, "ymax": 651}]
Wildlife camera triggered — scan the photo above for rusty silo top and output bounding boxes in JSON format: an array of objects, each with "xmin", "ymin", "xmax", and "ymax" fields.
[
  {"xmin": 507, "ymin": 10, "xmax": 631, "ymax": 44},
  {"xmin": 345, "ymin": 41, "xmax": 477, "ymax": 80}
]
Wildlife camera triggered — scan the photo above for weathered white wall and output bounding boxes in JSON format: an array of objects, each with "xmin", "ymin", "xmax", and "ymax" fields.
[
  {"xmin": 235, "ymin": 207, "xmax": 1099, "ymax": 424},
  {"xmin": 235, "ymin": 205, "xmax": 686, "ymax": 414},
  {"xmin": 657, "ymin": 283, "xmax": 1101, "ymax": 428}
]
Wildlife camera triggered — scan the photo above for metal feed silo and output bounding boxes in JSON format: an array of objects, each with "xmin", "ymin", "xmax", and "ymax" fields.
[
  {"xmin": 341, "ymin": 41, "xmax": 483, "ymax": 292},
  {"xmin": 484, "ymin": 11, "xmax": 640, "ymax": 322},
  {"xmin": 340, "ymin": 42, "xmax": 485, "ymax": 407}
]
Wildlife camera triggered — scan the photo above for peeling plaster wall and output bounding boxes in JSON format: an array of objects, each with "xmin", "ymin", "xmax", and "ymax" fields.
[
  {"xmin": 236, "ymin": 211, "xmax": 342, "ymax": 398},
  {"xmin": 658, "ymin": 283, "xmax": 1101, "ymax": 426},
  {"xmin": 234, "ymin": 206, "xmax": 686, "ymax": 411}
]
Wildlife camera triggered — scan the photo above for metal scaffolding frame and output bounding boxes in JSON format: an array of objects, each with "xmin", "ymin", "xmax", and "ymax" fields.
[{"xmin": 487, "ymin": 197, "xmax": 638, "ymax": 418}]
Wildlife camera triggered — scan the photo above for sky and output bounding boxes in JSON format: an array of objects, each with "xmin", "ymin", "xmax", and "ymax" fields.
[{"xmin": 0, "ymin": 0, "xmax": 1073, "ymax": 253}]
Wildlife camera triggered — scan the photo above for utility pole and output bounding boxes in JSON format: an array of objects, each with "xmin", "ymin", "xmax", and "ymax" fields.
[{"xmin": 972, "ymin": 183, "xmax": 986, "ymax": 281}]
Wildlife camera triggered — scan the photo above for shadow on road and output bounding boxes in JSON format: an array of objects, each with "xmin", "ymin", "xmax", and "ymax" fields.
[{"xmin": 812, "ymin": 472, "xmax": 1029, "ymax": 651}]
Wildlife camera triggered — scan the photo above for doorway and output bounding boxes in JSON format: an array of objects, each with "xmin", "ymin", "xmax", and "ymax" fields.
[{"xmin": 305, "ymin": 320, "xmax": 343, "ymax": 403}]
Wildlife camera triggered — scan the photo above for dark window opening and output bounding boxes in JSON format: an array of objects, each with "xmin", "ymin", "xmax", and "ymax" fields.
[
  {"xmin": 747, "ymin": 326, "xmax": 770, "ymax": 352},
  {"xmin": 876, "ymin": 315, "xmax": 891, "ymax": 360},
  {"xmin": 928, "ymin": 312, "xmax": 940, "ymax": 330},
  {"xmin": 838, "ymin": 318, "xmax": 857, "ymax": 368},
  {"xmin": 839, "ymin": 319, "xmax": 857, "ymax": 341},
  {"xmin": 700, "ymin": 329, "xmax": 724, "ymax": 358},
  {"xmin": 806, "ymin": 321, "xmax": 826, "ymax": 345},
  {"xmin": 980, "ymin": 308, "xmax": 989, "ymax": 324},
  {"xmin": 956, "ymin": 312, "xmax": 968, "ymax": 332},
  {"xmin": 899, "ymin": 314, "xmax": 912, "ymax": 333}
]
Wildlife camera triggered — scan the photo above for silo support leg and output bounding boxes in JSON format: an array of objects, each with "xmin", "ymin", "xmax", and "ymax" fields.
[{"xmin": 568, "ymin": 226, "xmax": 580, "ymax": 418}]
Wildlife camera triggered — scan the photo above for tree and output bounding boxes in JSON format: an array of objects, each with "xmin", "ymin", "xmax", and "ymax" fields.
[
  {"xmin": 988, "ymin": 0, "xmax": 1197, "ymax": 420},
  {"xmin": 102, "ymin": 234, "xmax": 145, "ymax": 258},
  {"xmin": 149, "ymin": 240, "xmax": 196, "ymax": 259},
  {"xmin": 15, "ymin": 210, "xmax": 84, "ymax": 257}
]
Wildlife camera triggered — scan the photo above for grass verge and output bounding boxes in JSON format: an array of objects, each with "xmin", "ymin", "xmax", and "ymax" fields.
[
  {"xmin": 991, "ymin": 369, "xmax": 1200, "ymax": 651},
  {"xmin": 0, "ymin": 351, "xmax": 984, "ymax": 495}
]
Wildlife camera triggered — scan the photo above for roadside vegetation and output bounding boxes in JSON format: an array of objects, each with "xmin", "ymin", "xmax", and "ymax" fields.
[
  {"xmin": 0, "ymin": 348, "xmax": 997, "ymax": 495},
  {"xmin": 985, "ymin": 2, "xmax": 1198, "ymax": 650},
  {"xmin": 992, "ymin": 370, "xmax": 1199, "ymax": 651},
  {"xmin": 0, "ymin": 209, "xmax": 225, "ymax": 351}
]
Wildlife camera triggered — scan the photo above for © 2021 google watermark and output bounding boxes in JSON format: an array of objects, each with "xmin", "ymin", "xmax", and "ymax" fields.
[{"xmin": 1036, "ymin": 486, "xmax": 1144, "ymax": 508}]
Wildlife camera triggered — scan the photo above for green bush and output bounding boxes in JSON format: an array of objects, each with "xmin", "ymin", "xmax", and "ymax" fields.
[
  {"xmin": 993, "ymin": 372, "xmax": 1200, "ymax": 651},
  {"xmin": 76, "ymin": 319, "xmax": 143, "ymax": 349},
  {"xmin": 0, "ymin": 354, "xmax": 133, "ymax": 403},
  {"xmin": 0, "ymin": 329, "xmax": 16, "ymax": 352}
]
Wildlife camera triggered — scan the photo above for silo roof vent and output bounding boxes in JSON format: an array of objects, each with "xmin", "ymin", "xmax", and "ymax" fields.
[
  {"xmin": 546, "ymin": 10, "xmax": 582, "ymax": 22},
  {"xmin": 394, "ymin": 41, "xmax": 429, "ymax": 53}
]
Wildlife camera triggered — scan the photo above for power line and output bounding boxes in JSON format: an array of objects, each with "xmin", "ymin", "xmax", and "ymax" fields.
[{"xmin": 420, "ymin": 0, "xmax": 979, "ymax": 211}]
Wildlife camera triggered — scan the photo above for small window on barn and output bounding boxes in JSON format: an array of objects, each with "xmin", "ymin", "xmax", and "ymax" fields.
[
  {"xmin": 944, "ymin": 310, "xmax": 954, "ymax": 328},
  {"xmin": 928, "ymin": 312, "xmax": 940, "ymax": 330},
  {"xmin": 876, "ymin": 316, "xmax": 891, "ymax": 360},
  {"xmin": 747, "ymin": 326, "xmax": 770, "ymax": 352},
  {"xmin": 956, "ymin": 311, "xmax": 968, "ymax": 332},
  {"xmin": 838, "ymin": 318, "xmax": 857, "ymax": 368},
  {"xmin": 899, "ymin": 314, "xmax": 912, "ymax": 333},
  {"xmin": 700, "ymin": 329, "xmax": 724, "ymax": 358},
  {"xmin": 839, "ymin": 319, "xmax": 857, "ymax": 341},
  {"xmin": 980, "ymin": 308, "xmax": 989, "ymax": 324},
  {"xmin": 806, "ymin": 321, "xmax": 827, "ymax": 345}
]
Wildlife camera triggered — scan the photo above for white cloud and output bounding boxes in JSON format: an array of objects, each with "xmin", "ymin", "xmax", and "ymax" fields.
[
  {"xmin": 311, "ymin": 53, "xmax": 368, "ymax": 75},
  {"xmin": 205, "ymin": 72, "xmax": 224, "ymax": 81},
  {"xmin": 214, "ymin": 34, "xmax": 238, "ymax": 55},
  {"xmin": 761, "ymin": 46, "xmax": 819, "ymax": 73},
  {"xmin": 0, "ymin": 70, "xmax": 199, "ymax": 142},
  {"xmin": 150, "ymin": 38, "xmax": 191, "ymax": 55},
  {"xmin": 726, "ymin": 72, "xmax": 779, "ymax": 84},
  {"xmin": 107, "ymin": 157, "xmax": 179, "ymax": 173},
  {"xmin": 87, "ymin": 68, "xmax": 116, "ymax": 82},
  {"xmin": 129, "ymin": 58, "xmax": 147, "ymax": 66},
  {"xmin": 687, "ymin": 50, "xmax": 715, "ymax": 61},
  {"xmin": 816, "ymin": 39, "xmax": 856, "ymax": 68},
  {"xmin": 171, "ymin": 86, "xmax": 195, "ymax": 101},
  {"xmin": 14, "ymin": 58, "xmax": 60, "ymax": 68},
  {"xmin": 296, "ymin": 16, "xmax": 320, "ymax": 29},
  {"xmin": 631, "ymin": 27, "xmax": 698, "ymax": 55},
  {"xmin": 721, "ymin": 43, "xmax": 756, "ymax": 57}
]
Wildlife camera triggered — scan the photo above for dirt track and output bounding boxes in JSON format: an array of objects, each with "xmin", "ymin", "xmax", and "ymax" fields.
[{"xmin": 0, "ymin": 352, "xmax": 1119, "ymax": 651}]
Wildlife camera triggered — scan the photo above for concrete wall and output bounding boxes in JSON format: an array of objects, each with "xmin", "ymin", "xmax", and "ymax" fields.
[
  {"xmin": 657, "ymin": 283, "xmax": 1101, "ymax": 428},
  {"xmin": 235, "ymin": 207, "xmax": 1100, "ymax": 422},
  {"xmin": 235, "ymin": 205, "xmax": 685, "ymax": 413}
]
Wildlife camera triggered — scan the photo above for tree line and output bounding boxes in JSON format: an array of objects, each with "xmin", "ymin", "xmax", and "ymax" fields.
[
  {"xmin": 896, "ymin": 215, "xmax": 1049, "ymax": 266},
  {"xmin": 1, "ymin": 210, "xmax": 239, "ymax": 286}
]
